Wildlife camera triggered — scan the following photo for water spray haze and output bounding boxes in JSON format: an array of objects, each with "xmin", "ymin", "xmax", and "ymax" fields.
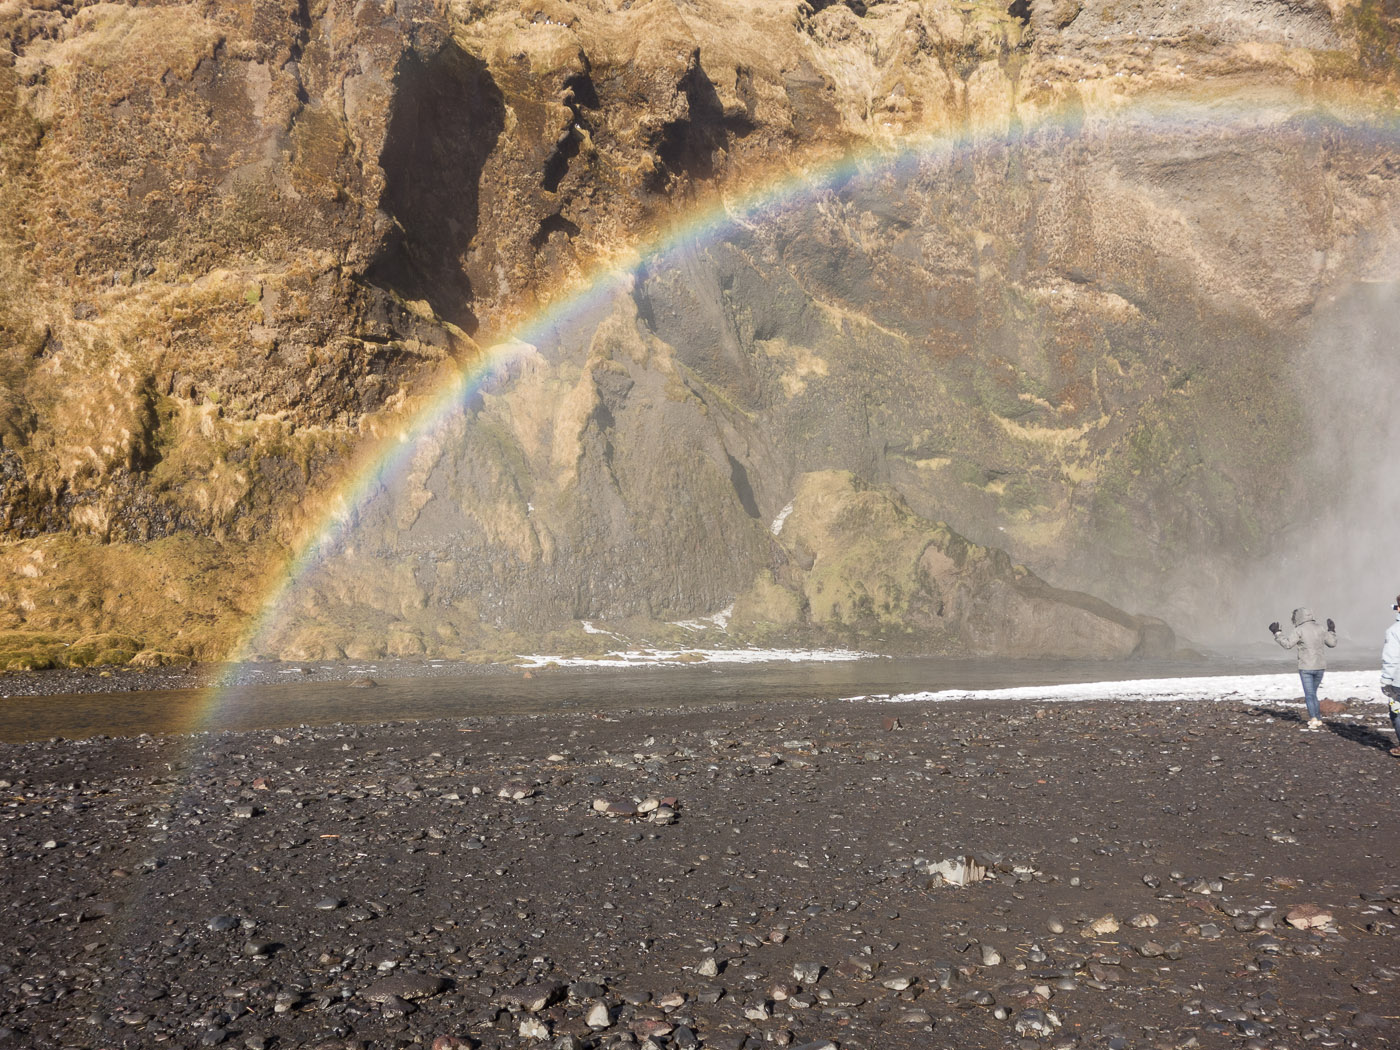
[{"xmin": 1236, "ymin": 280, "xmax": 1400, "ymax": 651}]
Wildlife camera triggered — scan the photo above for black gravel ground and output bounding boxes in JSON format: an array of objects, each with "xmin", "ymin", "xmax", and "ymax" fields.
[
  {"xmin": 0, "ymin": 658, "xmax": 510, "ymax": 698},
  {"xmin": 1, "ymin": 696, "xmax": 1398, "ymax": 1050}
]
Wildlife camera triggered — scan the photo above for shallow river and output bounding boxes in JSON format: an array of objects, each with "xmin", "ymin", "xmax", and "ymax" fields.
[{"xmin": 0, "ymin": 651, "xmax": 1359, "ymax": 743}]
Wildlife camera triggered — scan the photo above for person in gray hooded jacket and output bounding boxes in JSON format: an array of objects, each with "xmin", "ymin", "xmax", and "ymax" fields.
[{"xmin": 1270, "ymin": 607, "xmax": 1337, "ymax": 729}]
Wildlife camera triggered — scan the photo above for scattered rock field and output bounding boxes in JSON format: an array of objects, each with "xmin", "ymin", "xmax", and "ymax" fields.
[{"xmin": 1, "ymin": 697, "xmax": 1398, "ymax": 1050}]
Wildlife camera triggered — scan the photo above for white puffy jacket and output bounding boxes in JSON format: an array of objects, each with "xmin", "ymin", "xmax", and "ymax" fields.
[{"xmin": 1382, "ymin": 612, "xmax": 1400, "ymax": 686}]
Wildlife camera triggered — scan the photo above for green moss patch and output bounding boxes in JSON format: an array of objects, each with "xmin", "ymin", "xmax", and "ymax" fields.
[{"xmin": 0, "ymin": 630, "xmax": 145, "ymax": 670}]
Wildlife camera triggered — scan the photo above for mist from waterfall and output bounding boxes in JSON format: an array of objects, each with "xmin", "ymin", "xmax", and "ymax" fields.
[{"xmin": 1234, "ymin": 280, "xmax": 1400, "ymax": 655}]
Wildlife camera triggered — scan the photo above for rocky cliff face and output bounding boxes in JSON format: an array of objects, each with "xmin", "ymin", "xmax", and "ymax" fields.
[{"xmin": 0, "ymin": 0, "xmax": 1398, "ymax": 666}]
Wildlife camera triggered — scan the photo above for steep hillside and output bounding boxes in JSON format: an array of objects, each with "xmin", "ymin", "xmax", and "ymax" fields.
[{"xmin": 1, "ymin": 0, "xmax": 1398, "ymax": 665}]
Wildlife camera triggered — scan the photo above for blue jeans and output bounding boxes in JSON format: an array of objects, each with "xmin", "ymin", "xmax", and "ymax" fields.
[{"xmin": 1298, "ymin": 669, "xmax": 1324, "ymax": 720}]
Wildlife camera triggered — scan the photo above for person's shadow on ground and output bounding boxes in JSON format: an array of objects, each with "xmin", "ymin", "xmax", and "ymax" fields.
[
  {"xmin": 1323, "ymin": 718, "xmax": 1397, "ymax": 754},
  {"xmin": 1251, "ymin": 704, "xmax": 1396, "ymax": 753}
]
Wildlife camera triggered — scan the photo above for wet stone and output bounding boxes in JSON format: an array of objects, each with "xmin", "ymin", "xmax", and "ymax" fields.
[
  {"xmin": 376, "ymin": 992, "xmax": 415, "ymax": 1017},
  {"xmin": 78, "ymin": 900, "xmax": 117, "ymax": 921},
  {"xmin": 585, "ymin": 1001, "xmax": 612, "ymax": 1028},
  {"xmin": 633, "ymin": 1017, "xmax": 674, "ymax": 1038},
  {"xmin": 1081, "ymin": 915, "xmax": 1119, "ymax": 938},
  {"xmin": 1014, "ymin": 1008, "xmax": 1059, "ymax": 1037},
  {"xmin": 362, "ymin": 973, "xmax": 449, "ymax": 1002},
  {"xmin": 502, "ymin": 981, "xmax": 566, "ymax": 1012},
  {"xmin": 1286, "ymin": 905, "xmax": 1333, "ymax": 930},
  {"xmin": 520, "ymin": 1019, "xmax": 551, "ymax": 1047}
]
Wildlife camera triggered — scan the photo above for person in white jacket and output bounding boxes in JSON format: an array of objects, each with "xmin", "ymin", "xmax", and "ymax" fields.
[
  {"xmin": 1270, "ymin": 607, "xmax": 1337, "ymax": 729},
  {"xmin": 1381, "ymin": 595, "xmax": 1400, "ymax": 757}
]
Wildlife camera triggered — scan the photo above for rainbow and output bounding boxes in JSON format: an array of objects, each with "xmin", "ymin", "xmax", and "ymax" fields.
[{"xmin": 213, "ymin": 83, "xmax": 1400, "ymax": 701}]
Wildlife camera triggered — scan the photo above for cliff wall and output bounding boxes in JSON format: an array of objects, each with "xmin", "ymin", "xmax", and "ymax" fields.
[{"xmin": 1, "ymin": 0, "xmax": 1398, "ymax": 665}]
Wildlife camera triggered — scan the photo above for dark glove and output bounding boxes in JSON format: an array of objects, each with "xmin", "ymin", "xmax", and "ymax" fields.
[
  {"xmin": 1269, "ymin": 621, "xmax": 1280, "ymax": 634},
  {"xmin": 1326, "ymin": 618, "xmax": 1335, "ymax": 632}
]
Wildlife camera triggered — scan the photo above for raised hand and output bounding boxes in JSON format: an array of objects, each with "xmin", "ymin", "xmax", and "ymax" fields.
[
  {"xmin": 1268, "ymin": 621, "xmax": 1280, "ymax": 634},
  {"xmin": 1326, "ymin": 618, "xmax": 1335, "ymax": 632}
]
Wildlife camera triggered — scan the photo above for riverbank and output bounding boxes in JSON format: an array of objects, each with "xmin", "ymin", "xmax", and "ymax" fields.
[
  {"xmin": 0, "ymin": 656, "xmax": 523, "ymax": 699},
  {"xmin": 1, "ymin": 693, "xmax": 1397, "ymax": 1050},
  {"xmin": 0, "ymin": 640, "xmax": 1379, "ymax": 703}
]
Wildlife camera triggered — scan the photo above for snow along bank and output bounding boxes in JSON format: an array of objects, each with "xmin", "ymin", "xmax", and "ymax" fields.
[{"xmin": 844, "ymin": 669, "xmax": 1387, "ymax": 706}]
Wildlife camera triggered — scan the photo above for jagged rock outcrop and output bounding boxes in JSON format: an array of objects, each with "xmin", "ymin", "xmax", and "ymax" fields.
[
  {"xmin": 273, "ymin": 465, "xmax": 1174, "ymax": 660},
  {"xmin": 0, "ymin": 0, "xmax": 1398, "ymax": 664}
]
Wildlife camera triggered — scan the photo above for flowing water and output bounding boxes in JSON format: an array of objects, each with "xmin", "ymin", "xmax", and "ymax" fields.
[{"xmin": 1, "ymin": 651, "xmax": 1374, "ymax": 743}]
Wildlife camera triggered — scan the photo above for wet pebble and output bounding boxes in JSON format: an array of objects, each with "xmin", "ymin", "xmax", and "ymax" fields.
[{"xmin": 362, "ymin": 973, "xmax": 448, "ymax": 1003}]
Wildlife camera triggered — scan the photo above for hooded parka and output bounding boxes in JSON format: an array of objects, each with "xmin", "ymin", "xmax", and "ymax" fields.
[{"xmin": 1273, "ymin": 607, "xmax": 1337, "ymax": 670}]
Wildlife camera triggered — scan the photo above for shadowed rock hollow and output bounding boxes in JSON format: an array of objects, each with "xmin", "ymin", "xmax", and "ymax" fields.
[{"xmin": 0, "ymin": 0, "xmax": 1398, "ymax": 665}]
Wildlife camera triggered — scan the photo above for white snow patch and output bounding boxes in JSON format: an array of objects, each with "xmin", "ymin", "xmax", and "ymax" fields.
[
  {"xmin": 516, "ymin": 647, "xmax": 879, "ymax": 669},
  {"xmin": 580, "ymin": 621, "xmax": 609, "ymax": 635},
  {"xmin": 770, "ymin": 500, "xmax": 795, "ymax": 537},
  {"xmin": 668, "ymin": 604, "xmax": 735, "ymax": 633},
  {"xmin": 844, "ymin": 669, "xmax": 1386, "ymax": 706}
]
